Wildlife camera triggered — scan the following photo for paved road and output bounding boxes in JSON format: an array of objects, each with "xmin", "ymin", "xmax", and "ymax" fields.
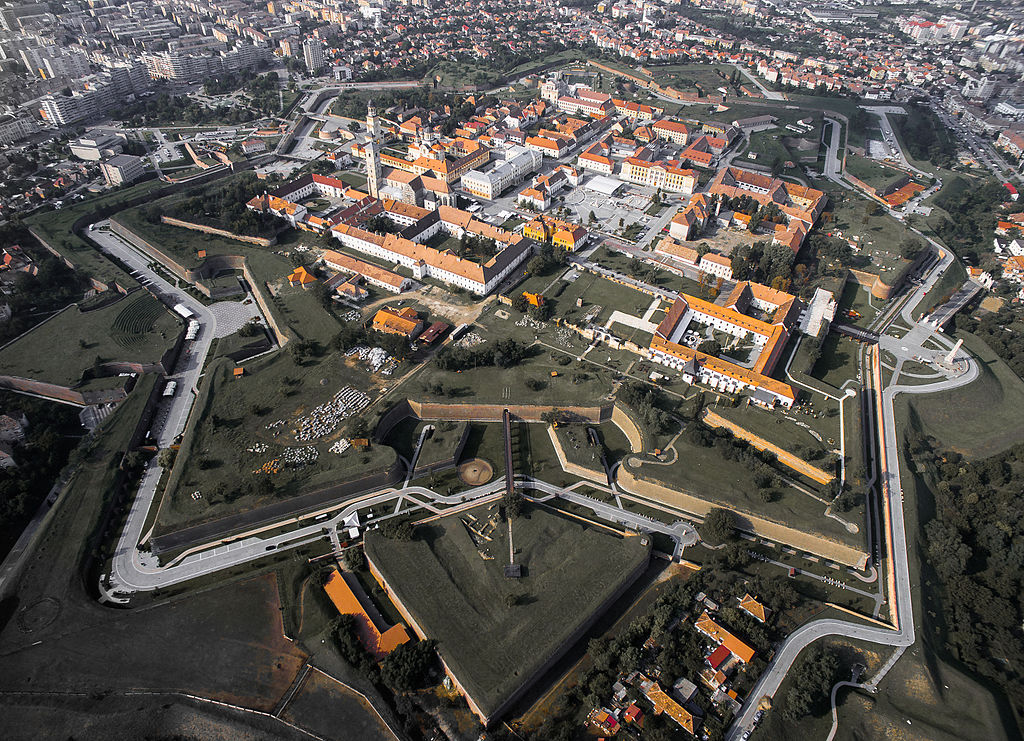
[
  {"xmin": 822, "ymin": 117, "xmax": 850, "ymax": 189},
  {"xmin": 731, "ymin": 64, "xmax": 785, "ymax": 101},
  {"xmin": 112, "ymin": 480, "xmax": 507, "ymax": 592},
  {"xmin": 726, "ymin": 251, "xmax": 978, "ymax": 740},
  {"xmin": 524, "ymin": 478, "xmax": 699, "ymax": 549}
]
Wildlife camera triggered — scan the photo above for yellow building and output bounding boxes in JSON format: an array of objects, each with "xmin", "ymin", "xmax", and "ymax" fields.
[{"xmin": 523, "ymin": 216, "xmax": 588, "ymax": 251}]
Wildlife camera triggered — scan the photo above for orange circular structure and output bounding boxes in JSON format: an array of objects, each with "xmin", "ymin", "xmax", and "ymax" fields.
[{"xmin": 457, "ymin": 458, "xmax": 493, "ymax": 485}]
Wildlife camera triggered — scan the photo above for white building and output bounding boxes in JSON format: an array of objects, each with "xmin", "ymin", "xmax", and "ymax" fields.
[
  {"xmin": 99, "ymin": 154, "xmax": 145, "ymax": 186},
  {"xmin": 0, "ymin": 113, "xmax": 36, "ymax": 145},
  {"xmin": 460, "ymin": 145, "xmax": 542, "ymax": 199},
  {"xmin": 303, "ymin": 38, "xmax": 325, "ymax": 74},
  {"xmin": 698, "ymin": 252, "xmax": 733, "ymax": 280}
]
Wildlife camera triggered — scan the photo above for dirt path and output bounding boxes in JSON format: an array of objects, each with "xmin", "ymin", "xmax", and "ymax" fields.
[{"xmin": 360, "ymin": 285, "xmax": 494, "ymax": 326}]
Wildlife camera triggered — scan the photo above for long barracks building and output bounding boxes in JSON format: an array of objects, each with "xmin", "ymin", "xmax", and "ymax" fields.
[
  {"xmin": 249, "ymin": 175, "xmax": 533, "ymax": 295},
  {"xmin": 648, "ymin": 282, "xmax": 802, "ymax": 408}
]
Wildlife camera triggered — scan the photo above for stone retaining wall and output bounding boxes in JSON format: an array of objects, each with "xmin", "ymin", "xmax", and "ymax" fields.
[
  {"xmin": 160, "ymin": 216, "xmax": 276, "ymax": 247},
  {"xmin": 617, "ymin": 467, "xmax": 868, "ymax": 568},
  {"xmin": 407, "ymin": 400, "xmax": 610, "ymax": 423}
]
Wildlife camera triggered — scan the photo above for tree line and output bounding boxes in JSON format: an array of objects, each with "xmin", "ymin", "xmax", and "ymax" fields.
[{"xmin": 903, "ymin": 424, "xmax": 1024, "ymax": 720}]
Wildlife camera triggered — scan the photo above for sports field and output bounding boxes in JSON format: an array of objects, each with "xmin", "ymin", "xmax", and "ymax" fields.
[
  {"xmin": 364, "ymin": 503, "xmax": 650, "ymax": 720},
  {"xmin": 0, "ymin": 293, "xmax": 179, "ymax": 386}
]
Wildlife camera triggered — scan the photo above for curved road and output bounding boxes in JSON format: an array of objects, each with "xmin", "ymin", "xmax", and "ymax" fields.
[{"xmin": 726, "ymin": 249, "xmax": 977, "ymax": 740}]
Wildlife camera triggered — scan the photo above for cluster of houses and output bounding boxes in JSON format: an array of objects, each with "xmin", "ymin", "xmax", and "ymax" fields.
[
  {"xmin": 993, "ymin": 214, "xmax": 1024, "ymax": 298},
  {"xmin": 0, "ymin": 412, "xmax": 28, "ymax": 469},
  {"xmin": 559, "ymin": 89, "xmax": 741, "ymax": 195},
  {"xmin": 587, "ymin": 591, "xmax": 769, "ymax": 737},
  {"xmin": 250, "ymin": 169, "xmax": 532, "ymax": 297}
]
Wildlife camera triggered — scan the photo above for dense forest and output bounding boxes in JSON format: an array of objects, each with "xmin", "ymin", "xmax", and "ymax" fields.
[
  {"xmin": 955, "ymin": 308, "xmax": 1024, "ymax": 378},
  {"xmin": 0, "ymin": 228, "xmax": 90, "ymax": 346},
  {"xmin": 893, "ymin": 103, "xmax": 958, "ymax": 169},
  {"xmin": 903, "ymin": 425, "xmax": 1024, "ymax": 723},
  {"xmin": 930, "ymin": 177, "xmax": 1006, "ymax": 261},
  {"xmin": 0, "ymin": 392, "xmax": 83, "ymax": 559},
  {"xmin": 112, "ymin": 92, "xmax": 259, "ymax": 127},
  {"xmin": 141, "ymin": 173, "xmax": 275, "ymax": 237}
]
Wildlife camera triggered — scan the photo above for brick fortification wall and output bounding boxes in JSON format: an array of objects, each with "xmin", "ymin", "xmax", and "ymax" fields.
[
  {"xmin": 407, "ymin": 400, "xmax": 611, "ymax": 423},
  {"xmin": 0, "ymin": 375, "xmax": 128, "ymax": 406},
  {"xmin": 159, "ymin": 216, "xmax": 276, "ymax": 247},
  {"xmin": 617, "ymin": 467, "xmax": 868, "ymax": 568},
  {"xmin": 605, "ymin": 404, "xmax": 868, "ymax": 568},
  {"xmin": 109, "ymin": 219, "xmax": 291, "ymax": 347}
]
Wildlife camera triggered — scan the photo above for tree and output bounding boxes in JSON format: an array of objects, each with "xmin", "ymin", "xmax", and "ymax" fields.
[
  {"xmin": 503, "ymin": 488, "xmax": 523, "ymax": 518},
  {"xmin": 699, "ymin": 507, "xmax": 734, "ymax": 545},
  {"xmin": 379, "ymin": 519, "xmax": 415, "ymax": 540},
  {"xmin": 698, "ymin": 339, "xmax": 722, "ymax": 356},
  {"xmin": 780, "ymin": 645, "xmax": 843, "ymax": 720},
  {"xmin": 900, "ymin": 236, "xmax": 926, "ymax": 260},
  {"xmin": 511, "ymin": 293, "xmax": 529, "ymax": 313},
  {"xmin": 157, "ymin": 448, "xmax": 177, "ymax": 469},
  {"xmin": 380, "ymin": 639, "xmax": 438, "ymax": 691},
  {"xmin": 342, "ymin": 547, "xmax": 365, "ymax": 571}
]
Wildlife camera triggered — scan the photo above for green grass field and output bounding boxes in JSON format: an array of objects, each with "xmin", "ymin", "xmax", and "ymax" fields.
[
  {"xmin": 156, "ymin": 352, "xmax": 395, "ymax": 533},
  {"xmin": 812, "ymin": 332, "xmax": 862, "ymax": 389},
  {"xmin": 0, "ymin": 294, "xmax": 178, "ymax": 386},
  {"xmin": 824, "ymin": 187, "xmax": 914, "ymax": 280},
  {"xmin": 386, "ymin": 417, "xmax": 466, "ymax": 470},
  {"xmin": 844, "ymin": 154, "xmax": 907, "ymax": 192},
  {"xmin": 25, "ymin": 179, "xmax": 166, "ymax": 289},
  {"xmin": 747, "ymin": 129, "xmax": 795, "ymax": 168},
  {"xmin": 912, "ymin": 259, "xmax": 966, "ymax": 321},
  {"xmin": 649, "ymin": 63, "xmax": 734, "ymax": 94},
  {"xmin": 281, "ymin": 667, "xmax": 395, "ymax": 741},
  {"xmin": 625, "ymin": 433, "xmax": 859, "ymax": 548},
  {"xmin": 365, "ymin": 502, "xmax": 650, "ymax": 719},
  {"xmin": 898, "ymin": 331, "xmax": 1024, "ymax": 458},
  {"xmin": 115, "ymin": 205, "xmax": 340, "ymax": 343},
  {"xmin": 713, "ymin": 396, "xmax": 838, "ymax": 457}
]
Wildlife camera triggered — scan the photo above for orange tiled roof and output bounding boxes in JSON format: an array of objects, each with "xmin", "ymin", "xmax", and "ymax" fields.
[
  {"xmin": 324, "ymin": 569, "xmax": 410, "ymax": 659},
  {"xmin": 695, "ymin": 611, "xmax": 755, "ymax": 663}
]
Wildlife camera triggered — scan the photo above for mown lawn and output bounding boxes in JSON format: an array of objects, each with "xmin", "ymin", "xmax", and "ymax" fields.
[
  {"xmin": 0, "ymin": 293, "xmax": 178, "ymax": 386},
  {"xmin": 364, "ymin": 502, "xmax": 650, "ymax": 719}
]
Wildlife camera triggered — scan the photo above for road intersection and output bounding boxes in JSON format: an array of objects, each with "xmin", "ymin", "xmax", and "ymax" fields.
[{"xmin": 726, "ymin": 247, "xmax": 977, "ymax": 740}]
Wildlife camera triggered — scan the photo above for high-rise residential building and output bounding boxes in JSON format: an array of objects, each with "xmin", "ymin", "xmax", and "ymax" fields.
[
  {"xmin": 303, "ymin": 38, "xmax": 324, "ymax": 74},
  {"xmin": 100, "ymin": 154, "xmax": 146, "ymax": 186},
  {"xmin": 0, "ymin": 113, "xmax": 36, "ymax": 145},
  {"xmin": 19, "ymin": 47, "xmax": 91, "ymax": 80},
  {"xmin": 40, "ymin": 93, "xmax": 96, "ymax": 126},
  {"xmin": 0, "ymin": 2, "xmax": 49, "ymax": 32}
]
